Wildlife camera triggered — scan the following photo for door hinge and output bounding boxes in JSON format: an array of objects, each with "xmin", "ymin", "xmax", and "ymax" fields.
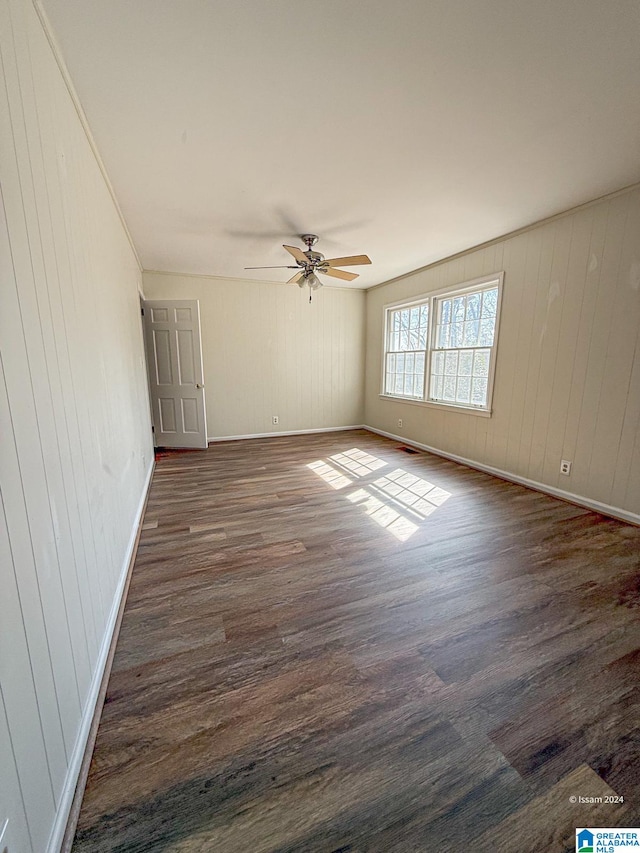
[
  {"xmin": 141, "ymin": 307, "xmax": 145, "ymax": 316},
  {"xmin": 151, "ymin": 424, "xmax": 155, "ymax": 433}
]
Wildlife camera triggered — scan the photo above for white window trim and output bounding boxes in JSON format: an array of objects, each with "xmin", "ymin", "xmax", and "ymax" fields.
[{"xmin": 379, "ymin": 272, "xmax": 504, "ymax": 416}]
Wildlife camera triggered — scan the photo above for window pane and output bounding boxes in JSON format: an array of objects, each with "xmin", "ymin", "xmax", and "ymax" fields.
[
  {"xmin": 450, "ymin": 323, "xmax": 464, "ymax": 347},
  {"xmin": 472, "ymin": 377, "xmax": 488, "ymax": 405},
  {"xmin": 443, "ymin": 376, "xmax": 456, "ymax": 400},
  {"xmin": 392, "ymin": 311, "xmax": 401, "ymax": 331},
  {"xmin": 420, "ymin": 304, "xmax": 429, "ymax": 326},
  {"xmin": 432, "ymin": 351, "xmax": 444, "ymax": 375},
  {"xmin": 400, "ymin": 330, "xmax": 409, "ymax": 349},
  {"xmin": 395, "ymin": 375, "xmax": 404, "ymax": 394},
  {"xmin": 437, "ymin": 323, "xmax": 450, "ymax": 348},
  {"xmin": 387, "ymin": 353, "xmax": 396, "ymax": 373},
  {"xmin": 413, "ymin": 373, "xmax": 424, "ymax": 396},
  {"xmin": 453, "ymin": 296, "xmax": 465, "ymax": 322},
  {"xmin": 459, "ymin": 351, "xmax": 473, "ymax": 376},
  {"xmin": 479, "ymin": 317, "xmax": 495, "ymax": 346},
  {"xmin": 463, "ymin": 320, "xmax": 480, "ymax": 347},
  {"xmin": 429, "ymin": 376, "xmax": 444, "ymax": 400},
  {"xmin": 410, "ymin": 306, "xmax": 420, "ymax": 328},
  {"xmin": 385, "ymin": 373, "xmax": 393, "ymax": 393},
  {"xmin": 473, "ymin": 349, "xmax": 490, "ymax": 377},
  {"xmin": 444, "ymin": 351, "xmax": 459, "ymax": 375},
  {"xmin": 441, "ymin": 299, "xmax": 452, "ymax": 324},
  {"xmin": 456, "ymin": 376, "xmax": 471, "ymax": 403},
  {"xmin": 404, "ymin": 374, "xmax": 413, "ymax": 395},
  {"xmin": 466, "ymin": 292, "xmax": 481, "ymax": 320},
  {"xmin": 431, "ymin": 374, "xmax": 444, "ymax": 399},
  {"xmin": 482, "ymin": 288, "xmax": 498, "ymax": 317},
  {"xmin": 405, "ymin": 352, "xmax": 415, "ymax": 373},
  {"xmin": 416, "ymin": 352, "xmax": 425, "ymax": 373},
  {"xmin": 417, "ymin": 328, "xmax": 427, "ymax": 349}
]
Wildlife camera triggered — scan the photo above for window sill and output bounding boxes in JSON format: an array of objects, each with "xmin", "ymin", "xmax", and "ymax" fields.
[{"xmin": 378, "ymin": 394, "xmax": 492, "ymax": 418}]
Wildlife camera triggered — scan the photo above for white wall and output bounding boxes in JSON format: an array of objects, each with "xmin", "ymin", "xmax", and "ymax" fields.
[
  {"xmin": 0, "ymin": 1, "xmax": 153, "ymax": 851},
  {"xmin": 365, "ymin": 186, "xmax": 640, "ymax": 519},
  {"xmin": 143, "ymin": 272, "xmax": 366, "ymax": 439}
]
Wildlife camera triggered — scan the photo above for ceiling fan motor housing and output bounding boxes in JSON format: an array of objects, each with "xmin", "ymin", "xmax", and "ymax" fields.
[{"xmin": 300, "ymin": 235, "xmax": 324, "ymax": 265}]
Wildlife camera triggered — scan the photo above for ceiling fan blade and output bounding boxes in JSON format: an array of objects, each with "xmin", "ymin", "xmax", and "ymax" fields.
[
  {"xmin": 287, "ymin": 271, "xmax": 304, "ymax": 284},
  {"xmin": 244, "ymin": 265, "xmax": 299, "ymax": 269},
  {"xmin": 321, "ymin": 267, "xmax": 359, "ymax": 282},
  {"xmin": 283, "ymin": 244, "xmax": 308, "ymax": 264},
  {"xmin": 323, "ymin": 254, "xmax": 371, "ymax": 267}
]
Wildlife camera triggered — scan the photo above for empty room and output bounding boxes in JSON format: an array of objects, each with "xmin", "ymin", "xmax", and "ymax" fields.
[{"xmin": 1, "ymin": 1, "xmax": 639, "ymax": 851}]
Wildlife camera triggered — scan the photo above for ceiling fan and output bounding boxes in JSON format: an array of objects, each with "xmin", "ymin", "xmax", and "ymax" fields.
[{"xmin": 245, "ymin": 234, "xmax": 371, "ymax": 299}]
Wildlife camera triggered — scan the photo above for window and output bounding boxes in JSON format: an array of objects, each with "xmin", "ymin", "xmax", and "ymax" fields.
[
  {"xmin": 384, "ymin": 303, "xmax": 429, "ymax": 399},
  {"xmin": 382, "ymin": 273, "xmax": 503, "ymax": 413}
]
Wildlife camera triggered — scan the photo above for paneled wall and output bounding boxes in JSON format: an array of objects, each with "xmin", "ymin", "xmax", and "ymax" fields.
[
  {"xmin": 0, "ymin": 0, "xmax": 153, "ymax": 850},
  {"xmin": 143, "ymin": 272, "xmax": 366, "ymax": 439},
  {"xmin": 365, "ymin": 186, "xmax": 640, "ymax": 519}
]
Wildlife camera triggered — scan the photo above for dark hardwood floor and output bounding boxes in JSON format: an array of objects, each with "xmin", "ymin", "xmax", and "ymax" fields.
[{"xmin": 72, "ymin": 430, "xmax": 640, "ymax": 852}]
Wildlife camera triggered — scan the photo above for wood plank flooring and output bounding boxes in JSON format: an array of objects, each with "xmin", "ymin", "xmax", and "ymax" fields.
[{"xmin": 72, "ymin": 430, "xmax": 640, "ymax": 852}]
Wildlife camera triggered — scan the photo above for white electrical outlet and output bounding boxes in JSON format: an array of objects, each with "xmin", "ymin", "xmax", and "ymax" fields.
[
  {"xmin": 272, "ymin": 416, "xmax": 279, "ymax": 425},
  {"xmin": 398, "ymin": 419, "xmax": 403, "ymax": 428},
  {"xmin": 560, "ymin": 459, "xmax": 572, "ymax": 475}
]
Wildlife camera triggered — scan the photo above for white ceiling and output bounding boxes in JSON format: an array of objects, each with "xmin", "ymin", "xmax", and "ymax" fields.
[{"xmin": 41, "ymin": 0, "xmax": 640, "ymax": 289}]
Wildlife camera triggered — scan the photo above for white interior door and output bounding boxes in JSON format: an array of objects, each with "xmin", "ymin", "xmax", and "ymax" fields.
[{"xmin": 143, "ymin": 300, "xmax": 208, "ymax": 449}]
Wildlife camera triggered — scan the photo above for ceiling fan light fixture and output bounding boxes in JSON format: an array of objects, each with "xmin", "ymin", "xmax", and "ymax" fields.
[{"xmin": 306, "ymin": 272, "xmax": 322, "ymax": 290}]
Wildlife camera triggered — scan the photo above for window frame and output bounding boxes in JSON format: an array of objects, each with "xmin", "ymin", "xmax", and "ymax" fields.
[{"xmin": 380, "ymin": 272, "xmax": 504, "ymax": 416}]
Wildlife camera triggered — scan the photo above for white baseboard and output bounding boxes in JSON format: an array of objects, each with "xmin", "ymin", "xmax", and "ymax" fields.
[
  {"xmin": 207, "ymin": 425, "xmax": 365, "ymax": 443},
  {"xmin": 47, "ymin": 459, "xmax": 155, "ymax": 853},
  {"xmin": 364, "ymin": 425, "xmax": 640, "ymax": 527}
]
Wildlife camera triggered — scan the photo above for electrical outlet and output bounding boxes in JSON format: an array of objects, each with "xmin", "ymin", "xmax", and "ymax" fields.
[
  {"xmin": 397, "ymin": 419, "xmax": 403, "ymax": 428},
  {"xmin": 272, "ymin": 416, "xmax": 279, "ymax": 425},
  {"xmin": 560, "ymin": 459, "xmax": 572, "ymax": 475}
]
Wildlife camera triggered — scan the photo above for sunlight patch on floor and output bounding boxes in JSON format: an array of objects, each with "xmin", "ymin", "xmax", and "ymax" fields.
[
  {"xmin": 329, "ymin": 448, "xmax": 387, "ymax": 478},
  {"xmin": 371, "ymin": 469, "xmax": 451, "ymax": 518},
  {"xmin": 307, "ymin": 460, "xmax": 352, "ymax": 490},
  {"xmin": 346, "ymin": 488, "xmax": 418, "ymax": 541},
  {"xmin": 308, "ymin": 452, "xmax": 452, "ymax": 542}
]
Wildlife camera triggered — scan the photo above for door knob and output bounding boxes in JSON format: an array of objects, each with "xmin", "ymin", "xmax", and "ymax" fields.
[{"xmin": 196, "ymin": 383, "xmax": 204, "ymax": 389}]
